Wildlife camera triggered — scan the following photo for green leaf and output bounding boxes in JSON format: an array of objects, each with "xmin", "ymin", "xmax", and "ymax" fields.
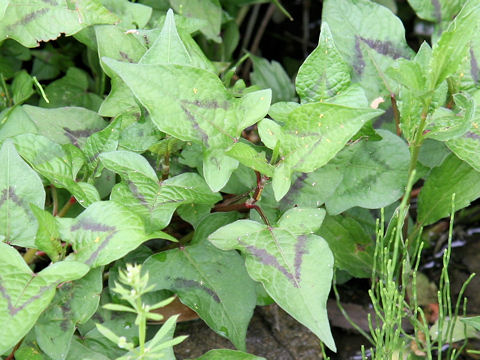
[
  {"xmin": 446, "ymin": 91, "xmax": 480, "ymax": 171},
  {"xmin": 143, "ymin": 213, "xmax": 257, "ymax": 351},
  {"xmin": 78, "ymin": 298, "xmax": 138, "ymax": 359},
  {"xmin": 268, "ymin": 101, "xmax": 299, "ymax": 124},
  {"xmin": 30, "ymin": 205, "xmax": 63, "ymax": 262},
  {"xmin": 425, "ymin": 93, "xmax": 475, "ymax": 141},
  {"xmin": 119, "ymin": 116, "xmax": 162, "ymax": 153},
  {"xmin": 117, "ymin": 315, "xmax": 181, "ymax": 360},
  {"xmin": 446, "ymin": 126, "xmax": 480, "ymax": 172},
  {"xmin": 58, "ymin": 201, "xmax": 148, "ymax": 267},
  {"xmin": 461, "ymin": 316, "xmax": 480, "ymax": 331},
  {"xmin": 296, "ymin": 22, "xmax": 351, "ymax": 103},
  {"xmin": 34, "ymin": 268, "xmax": 102, "ymax": 360},
  {"xmin": 38, "ymin": 67, "xmax": 103, "ymax": 111},
  {"xmin": 0, "ymin": 0, "xmax": 117, "ymax": 47},
  {"xmin": 0, "ymin": 242, "xmax": 89, "ymax": 354},
  {"xmin": 281, "ymin": 130, "xmax": 409, "ymax": 214},
  {"xmin": 12, "ymin": 70, "xmax": 34, "ymax": 105},
  {"xmin": 455, "ymin": 34, "xmax": 480, "ymax": 91},
  {"xmin": 141, "ymin": 8, "xmax": 215, "ymax": 72},
  {"xmin": 12, "ymin": 326, "xmax": 48, "ymax": 360},
  {"xmin": 202, "ymin": 148, "xmax": 240, "ymax": 192},
  {"xmin": 428, "ymin": 0, "xmax": 480, "ymax": 89},
  {"xmin": 387, "ymin": 57, "xmax": 426, "ymax": 95},
  {"xmin": 83, "ymin": 117, "xmax": 122, "ymax": 175},
  {"xmin": 65, "ymin": 338, "xmax": 110, "ymax": 360},
  {"xmin": 430, "ymin": 316, "xmax": 479, "ymax": 342},
  {"xmin": 258, "ymin": 102, "xmax": 383, "ymax": 200},
  {"xmin": 326, "ymin": 130, "xmax": 409, "ymax": 213},
  {"xmin": 208, "ymin": 208, "xmax": 336, "ymax": 352},
  {"xmin": 418, "ymin": 153, "xmax": 480, "ymax": 226},
  {"xmin": 276, "ymin": 207, "xmax": 326, "ymax": 235},
  {"xmin": 0, "ymin": 140, "xmax": 45, "ymax": 247},
  {"xmin": 196, "ymin": 349, "xmax": 266, "ymax": 360},
  {"xmin": 170, "ymin": 0, "xmax": 222, "ymax": 43},
  {"xmin": 95, "ymin": 24, "xmax": 146, "ymax": 117},
  {"xmin": 0, "ymin": 105, "xmax": 107, "ymax": 147},
  {"xmin": 418, "ymin": 139, "xmax": 450, "ymax": 169},
  {"xmin": 13, "ymin": 134, "xmax": 100, "ymax": 207},
  {"xmin": 225, "ymin": 142, "xmax": 274, "ymax": 177},
  {"xmin": 407, "ymin": 0, "xmax": 465, "ymax": 22},
  {"xmin": 250, "ymin": 54, "xmax": 296, "ymax": 103},
  {"xmin": 100, "ymin": 150, "xmax": 221, "ymax": 232},
  {"xmin": 322, "ymin": 0, "xmax": 413, "ymax": 100},
  {"xmin": 101, "ymin": 0, "xmax": 152, "ymax": 29},
  {"xmin": 102, "ymin": 58, "xmax": 271, "ymax": 191},
  {"xmin": 317, "ymin": 215, "xmax": 374, "ymax": 278},
  {"xmin": 143, "ymin": 8, "xmax": 189, "ymax": 64}
]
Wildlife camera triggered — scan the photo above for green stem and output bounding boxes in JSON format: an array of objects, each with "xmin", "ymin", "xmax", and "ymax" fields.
[
  {"xmin": 0, "ymin": 73, "xmax": 12, "ymax": 107},
  {"xmin": 33, "ymin": 76, "xmax": 49, "ymax": 103},
  {"xmin": 235, "ymin": 5, "xmax": 250, "ymax": 26},
  {"xmin": 51, "ymin": 185, "xmax": 59, "ymax": 216},
  {"xmin": 137, "ymin": 303, "xmax": 146, "ymax": 355},
  {"xmin": 403, "ymin": 100, "xmax": 432, "ymax": 239},
  {"xmin": 57, "ymin": 196, "xmax": 76, "ymax": 218},
  {"xmin": 23, "ymin": 248, "xmax": 37, "ymax": 264},
  {"xmin": 162, "ymin": 148, "xmax": 170, "ymax": 181}
]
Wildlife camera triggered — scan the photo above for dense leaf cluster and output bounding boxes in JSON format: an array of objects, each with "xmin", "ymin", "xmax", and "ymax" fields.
[{"xmin": 1, "ymin": 0, "xmax": 480, "ymax": 358}]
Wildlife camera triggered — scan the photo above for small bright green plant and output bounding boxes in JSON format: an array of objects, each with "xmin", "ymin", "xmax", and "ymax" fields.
[
  {"xmin": 97, "ymin": 263, "xmax": 187, "ymax": 359},
  {"xmin": 357, "ymin": 194, "xmax": 477, "ymax": 359}
]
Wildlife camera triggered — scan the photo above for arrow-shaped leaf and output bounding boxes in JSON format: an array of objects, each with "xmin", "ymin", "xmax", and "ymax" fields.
[
  {"xmin": 296, "ymin": 22, "xmax": 351, "ymax": 103},
  {"xmin": 102, "ymin": 58, "xmax": 271, "ymax": 191},
  {"xmin": 322, "ymin": 0, "xmax": 413, "ymax": 100},
  {"xmin": 258, "ymin": 102, "xmax": 382, "ymax": 200},
  {"xmin": 0, "ymin": 243, "xmax": 89, "ymax": 353},
  {"xmin": 0, "ymin": 105, "xmax": 107, "ymax": 149},
  {"xmin": 281, "ymin": 129, "xmax": 409, "ymax": 214},
  {"xmin": 0, "ymin": 140, "xmax": 45, "ymax": 247},
  {"xmin": 100, "ymin": 150, "xmax": 221, "ymax": 232},
  {"xmin": 34, "ymin": 267, "xmax": 103, "ymax": 360},
  {"xmin": 58, "ymin": 201, "xmax": 148, "ymax": 267},
  {"xmin": 0, "ymin": 0, "xmax": 117, "ymax": 47},
  {"xmin": 208, "ymin": 208, "xmax": 336, "ymax": 351},
  {"xmin": 142, "ymin": 213, "xmax": 257, "ymax": 351},
  {"xmin": 13, "ymin": 134, "xmax": 100, "ymax": 207}
]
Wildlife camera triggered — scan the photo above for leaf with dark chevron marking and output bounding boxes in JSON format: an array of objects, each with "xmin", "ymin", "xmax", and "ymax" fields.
[
  {"xmin": 258, "ymin": 102, "xmax": 382, "ymax": 200},
  {"xmin": 142, "ymin": 213, "xmax": 256, "ymax": 351},
  {"xmin": 100, "ymin": 150, "xmax": 221, "ymax": 232},
  {"xmin": 12, "ymin": 133, "xmax": 100, "ymax": 207},
  {"xmin": 322, "ymin": 0, "xmax": 413, "ymax": 100},
  {"xmin": 102, "ymin": 57, "xmax": 271, "ymax": 191},
  {"xmin": 208, "ymin": 207, "xmax": 336, "ymax": 352},
  {"xmin": 58, "ymin": 201, "xmax": 149, "ymax": 267},
  {"xmin": 279, "ymin": 130, "xmax": 410, "ymax": 215},
  {"xmin": 407, "ymin": 0, "xmax": 465, "ymax": 24},
  {"xmin": 0, "ymin": 242, "xmax": 89, "ymax": 354},
  {"xmin": 0, "ymin": 0, "xmax": 116, "ymax": 47},
  {"xmin": 0, "ymin": 140, "xmax": 45, "ymax": 247}
]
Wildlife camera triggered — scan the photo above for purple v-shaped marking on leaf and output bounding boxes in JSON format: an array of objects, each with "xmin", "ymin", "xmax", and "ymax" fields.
[
  {"xmin": 0, "ymin": 274, "xmax": 54, "ymax": 316},
  {"xmin": 238, "ymin": 230, "xmax": 310, "ymax": 288}
]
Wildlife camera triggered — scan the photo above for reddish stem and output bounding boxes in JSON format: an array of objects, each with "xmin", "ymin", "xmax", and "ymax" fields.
[
  {"xmin": 213, "ymin": 171, "xmax": 270, "ymax": 226},
  {"xmin": 6, "ymin": 338, "xmax": 23, "ymax": 360}
]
